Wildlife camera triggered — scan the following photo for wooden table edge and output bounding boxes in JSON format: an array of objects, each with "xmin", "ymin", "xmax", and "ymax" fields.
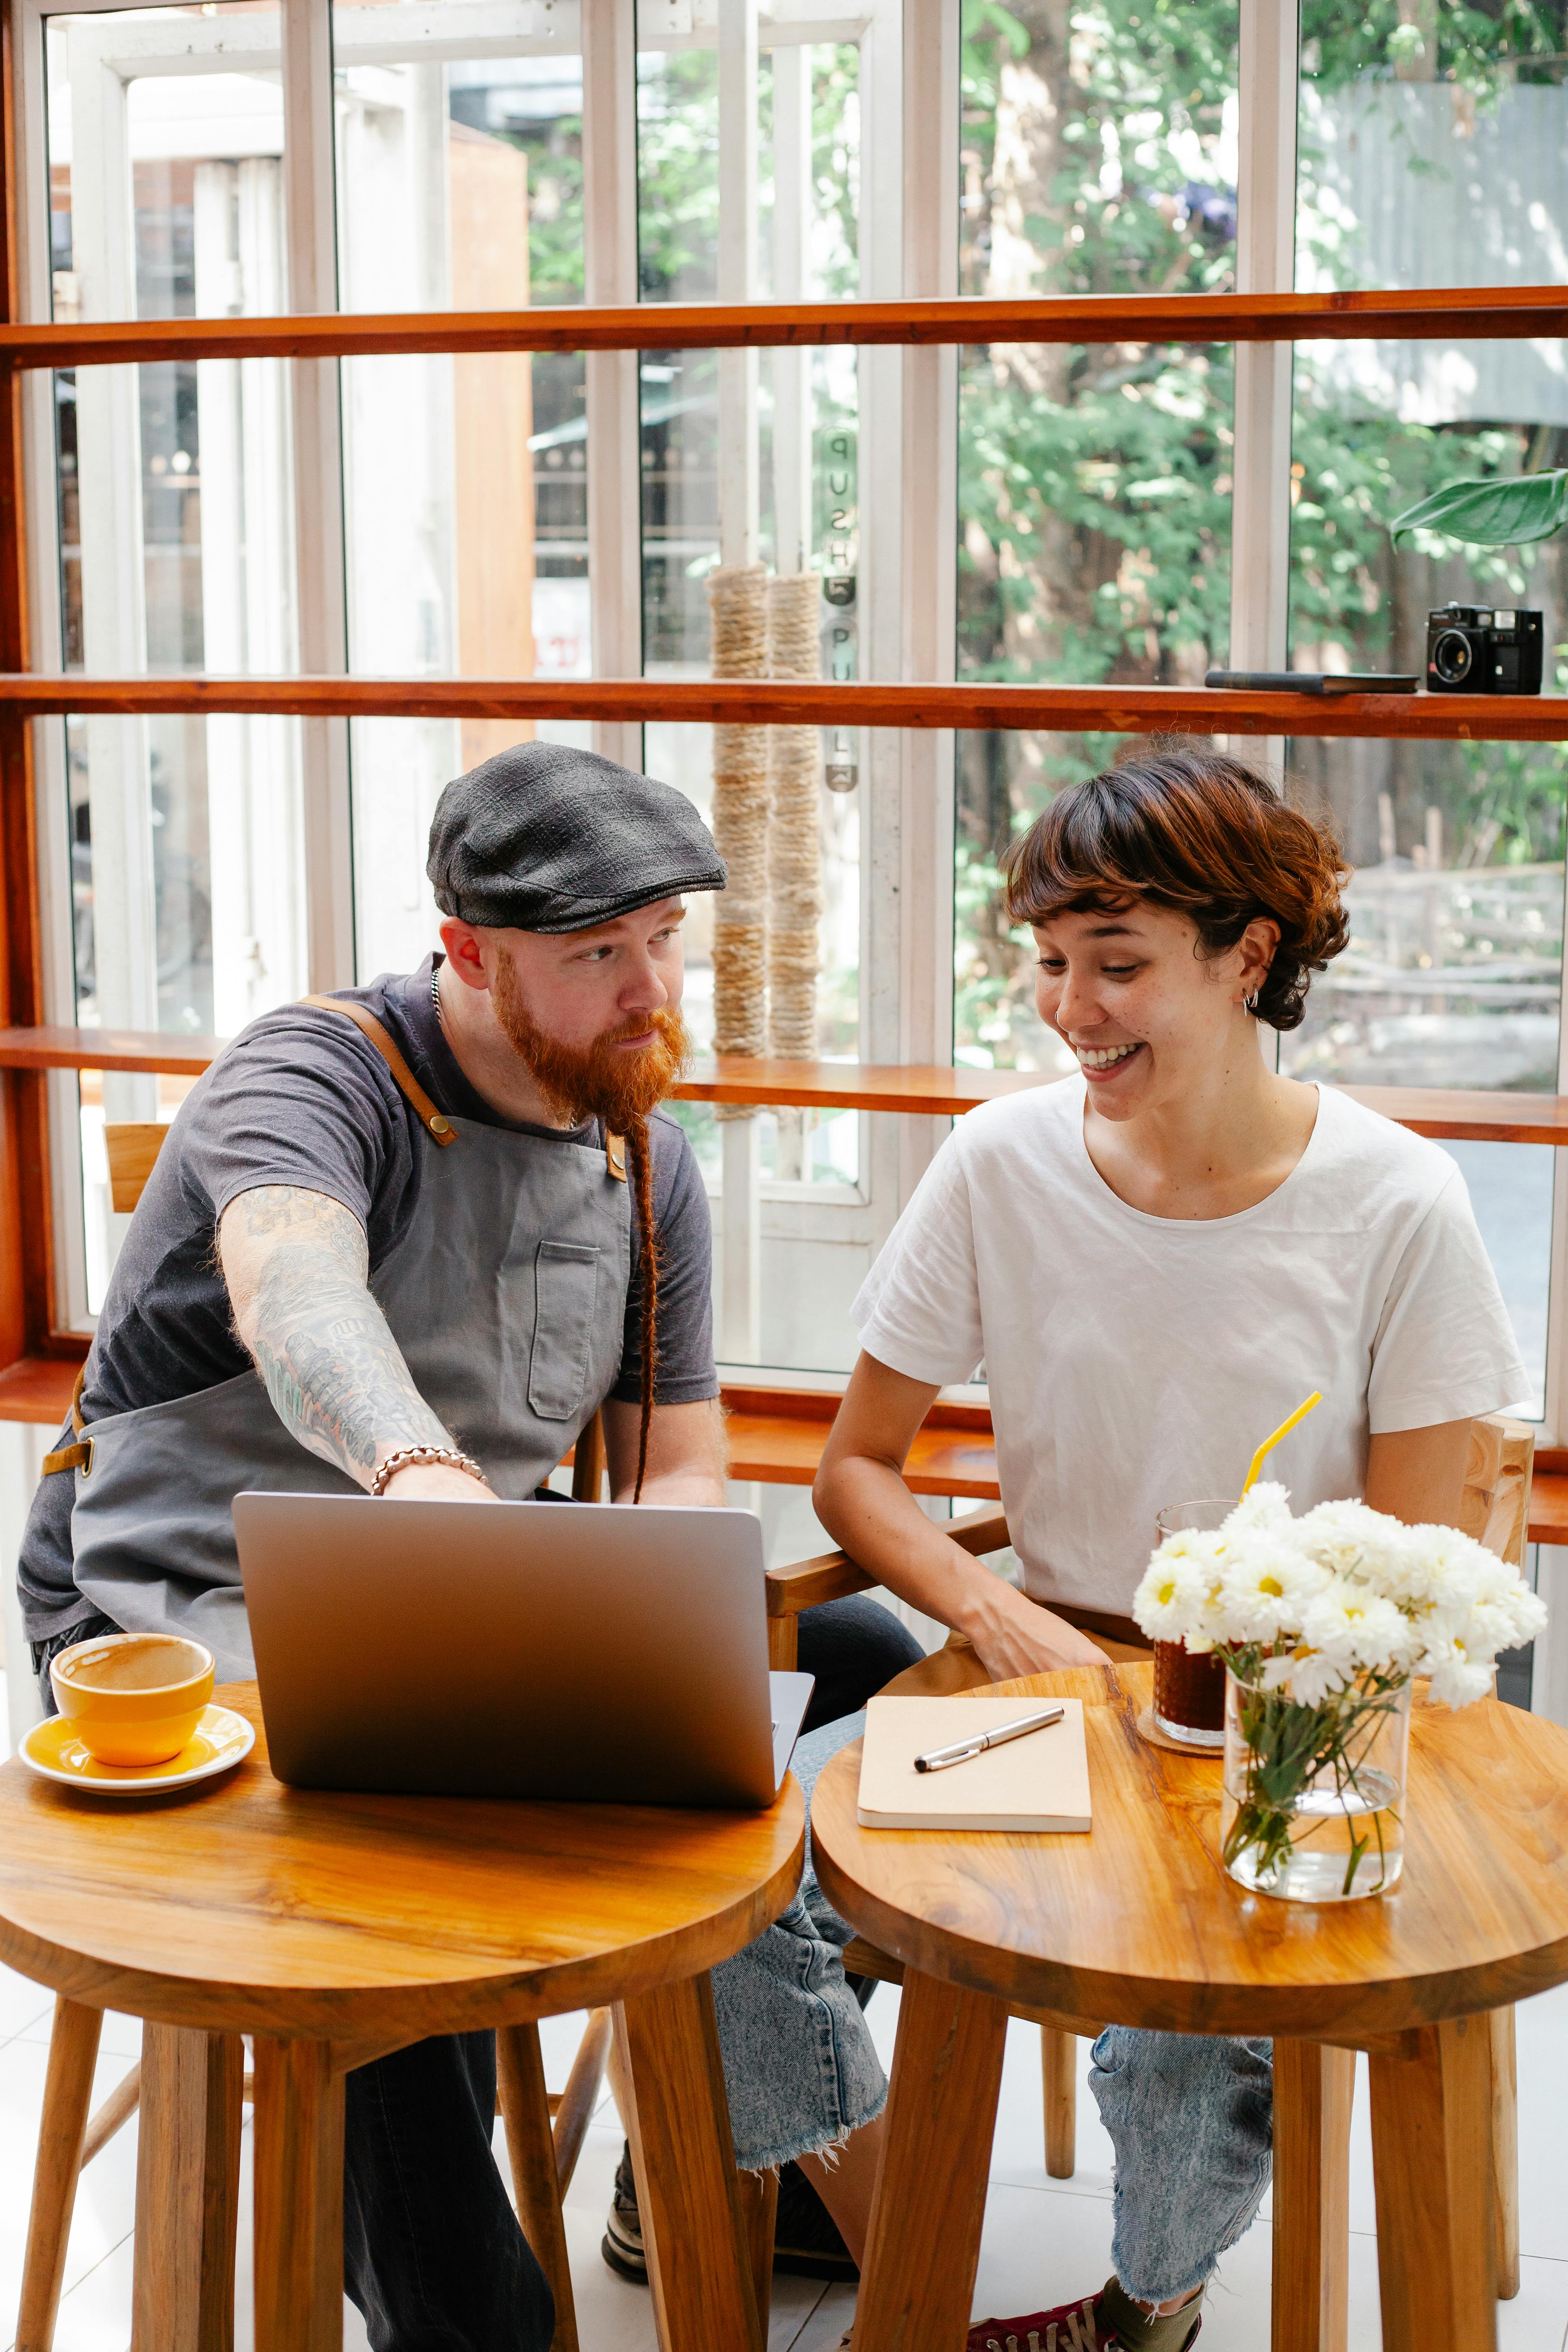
[
  {"xmin": 0, "ymin": 1783, "xmax": 806, "ymax": 2043},
  {"xmin": 810, "ymin": 1733, "xmax": 1568, "ymax": 2044}
]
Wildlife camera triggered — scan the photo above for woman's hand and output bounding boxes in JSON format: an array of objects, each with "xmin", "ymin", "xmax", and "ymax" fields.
[{"xmin": 958, "ymin": 1577, "xmax": 1112, "ymax": 1682}]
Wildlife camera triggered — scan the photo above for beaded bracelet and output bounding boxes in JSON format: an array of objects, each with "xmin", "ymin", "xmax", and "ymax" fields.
[{"xmin": 371, "ymin": 1443, "xmax": 488, "ymax": 1497}]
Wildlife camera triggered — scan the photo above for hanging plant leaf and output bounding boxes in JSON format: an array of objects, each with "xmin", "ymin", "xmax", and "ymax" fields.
[{"xmin": 1389, "ymin": 469, "xmax": 1568, "ymax": 549}]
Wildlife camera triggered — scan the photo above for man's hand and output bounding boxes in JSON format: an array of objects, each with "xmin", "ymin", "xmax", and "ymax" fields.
[
  {"xmin": 380, "ymin": 1462, "xmax": 499, "ymax": 1504},
  {"xmin": 219, "ymin": 1185, "xmax": 463, "ymax": 1493}
]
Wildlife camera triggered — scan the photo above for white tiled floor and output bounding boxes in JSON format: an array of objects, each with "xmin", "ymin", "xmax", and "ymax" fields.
[{"xmin": 3, "ymin": 1661, "xmax": 1567, "ymax": 2351}]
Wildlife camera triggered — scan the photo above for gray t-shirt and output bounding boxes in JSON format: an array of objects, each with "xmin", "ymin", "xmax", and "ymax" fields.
[{"xmin": 19, "ymin": 957, "xmax": 717, "ymax": 1641}]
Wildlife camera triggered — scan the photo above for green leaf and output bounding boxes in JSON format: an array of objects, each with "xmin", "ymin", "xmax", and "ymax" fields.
[{"xmin": 1389, "ymin": 470, "xmax": 1568, "ymax": 550}]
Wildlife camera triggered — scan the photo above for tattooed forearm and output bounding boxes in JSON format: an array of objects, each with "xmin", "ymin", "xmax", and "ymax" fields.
[{"xmin": 219, "ymin": 1185, "xmax": 449, "ymax": 1485}]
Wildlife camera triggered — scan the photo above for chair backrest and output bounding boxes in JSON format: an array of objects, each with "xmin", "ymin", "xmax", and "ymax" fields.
[
  {"xmin": 103, "ymin": 1122, "xmax": 168, "ymax": 1215},
  {"xmin": 1460, "ymin": 1413, "xmax": 1534, "ymax": 1569}
]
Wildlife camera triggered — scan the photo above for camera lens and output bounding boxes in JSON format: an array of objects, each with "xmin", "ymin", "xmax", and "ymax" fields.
[{"xmin": 1431, "ymin": 628, "xmax": 1473, "ymax": 685}]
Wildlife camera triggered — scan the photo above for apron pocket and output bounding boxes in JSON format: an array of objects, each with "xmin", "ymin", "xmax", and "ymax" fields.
[{"xmin": 529, "ymin": 1240, "xmax": 601, "ymax": 1420}]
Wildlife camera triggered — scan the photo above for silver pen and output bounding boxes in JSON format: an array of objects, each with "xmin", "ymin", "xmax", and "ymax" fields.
[{"xmin": 913, "ymin": 1702, "xmax": 1065, "ymax": 1774}]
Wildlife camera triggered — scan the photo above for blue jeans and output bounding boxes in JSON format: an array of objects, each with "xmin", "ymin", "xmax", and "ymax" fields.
[
  {"xmin": 712, "ymin": 1708, "xmax": 890, "ymax": 2170},
  {"xmin": 1089, "ymin": 2029, "xmax": 1274, "ymax": 2305},
  {"xmin": 717, "ymin": 1711, "xmax": 1276, "ymax": 2300}
]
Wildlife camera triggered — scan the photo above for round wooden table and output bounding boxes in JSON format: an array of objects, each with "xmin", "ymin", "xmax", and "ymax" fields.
[
  {"xmin": 0, "ymin": 1683, "xmax": 804, "ymax": 2352},
  {"xmin": 811, "ymin": 1659, "xmax": 1568, "ymax": 2352}
]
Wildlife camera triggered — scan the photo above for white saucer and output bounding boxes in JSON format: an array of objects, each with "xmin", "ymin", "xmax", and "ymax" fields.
[{"xmin": 21, "ymin": 1702, "xmax": 255, "ymax": 1792}]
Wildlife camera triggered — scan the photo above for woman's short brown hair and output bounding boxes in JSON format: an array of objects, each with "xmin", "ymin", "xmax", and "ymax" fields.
[{"xmin": 1001, "ymin": 745, "xmax": 1350, "ymax": 1033}]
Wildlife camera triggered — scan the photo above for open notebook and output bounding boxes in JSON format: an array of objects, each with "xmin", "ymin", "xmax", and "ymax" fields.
[{"xmin": 857, "ymin": 1696, "xmax": 1092, "ymax": 1832}]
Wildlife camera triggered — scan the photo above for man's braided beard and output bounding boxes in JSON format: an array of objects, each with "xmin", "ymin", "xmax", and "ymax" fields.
[{"xmin": 491, "ymin": 954, "xmax": 690, "ymax": 1502}]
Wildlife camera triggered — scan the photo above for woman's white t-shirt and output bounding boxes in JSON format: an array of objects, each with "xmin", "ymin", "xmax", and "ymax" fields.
[{"xmin": 850, "ymin": 1078, "xmax": 1528, "ymax": 1619}]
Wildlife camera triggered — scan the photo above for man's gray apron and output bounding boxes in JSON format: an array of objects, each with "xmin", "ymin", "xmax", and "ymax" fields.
[{"xmin": 61, "ymin": 1003, "xmax": 632, "ymax": 1680}]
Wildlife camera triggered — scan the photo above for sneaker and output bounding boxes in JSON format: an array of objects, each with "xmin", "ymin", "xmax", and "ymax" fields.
[
  {"xmin": 967, "ymin": 2277, "xmax": 1203, "ymax": 2352},
  {"xmin": 600, "ymin": 2145, "xmax": 645, "ymax": 2283},
  {"xmin": 599, "ymin": 2143, "xmax": 859, "ymax": 2285}
]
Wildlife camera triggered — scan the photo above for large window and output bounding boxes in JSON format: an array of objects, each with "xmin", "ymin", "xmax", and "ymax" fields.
[{"xmin": 11, "ymin": 0, "xmax": 1568, "ymax": 1432}]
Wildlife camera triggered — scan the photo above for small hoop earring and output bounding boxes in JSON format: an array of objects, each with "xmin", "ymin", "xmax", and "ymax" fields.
[{"xmin": 1243, "ymin": 993, "xmax": 1260, "ymax": 1015}]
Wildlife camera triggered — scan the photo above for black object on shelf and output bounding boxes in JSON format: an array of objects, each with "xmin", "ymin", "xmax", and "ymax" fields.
[
  {"xmin": 1426, "ymin": 605, "xmax": 1543, "ymax": 695},
  {"xmin": 1205, "ymin": 670, "xmax": 1420, "ymax": 695}
]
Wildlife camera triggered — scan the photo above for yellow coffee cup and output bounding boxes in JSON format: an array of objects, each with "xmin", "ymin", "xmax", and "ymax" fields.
[{"xmin": 51, "ymin": 1633, "xmax": 214, "ymax": 1767}]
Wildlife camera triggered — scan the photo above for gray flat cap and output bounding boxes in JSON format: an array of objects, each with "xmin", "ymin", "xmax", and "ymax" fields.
[{"xmin": 427, "ymin": 741, "xmax": 726, "ymax": 933}]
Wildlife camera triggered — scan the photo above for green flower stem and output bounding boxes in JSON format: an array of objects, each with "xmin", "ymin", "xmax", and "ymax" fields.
[{"xmin": 1221, "ymin": 1651, "xmax": 1407, "ymax": 1895}]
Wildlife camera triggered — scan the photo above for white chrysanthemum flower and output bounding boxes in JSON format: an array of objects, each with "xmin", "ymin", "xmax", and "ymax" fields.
[
  {"xmin": 1380, "ymin": 1520, "xmax": 1500, "ymax": 1609},
  {"xmin": 1281, "ymin": 1642, "xmax": 1356, "ymax": 1708},
  {"xmin": 1223, "ymin": 1480, "xmax": 1294, "ymax": 1540},
  {"xmin": 1140, "ymin": 1488, "xmax": 1547, "ymax": 1694},
  {"xmin": 1211, "ymin": 1538, "xmax": 1326, "ymax": 1644},
  {"xmin": 1133, "ymin": 1542, "xmax": 1219, "ymax": 1647},
  {"xmin": 1294, "ymin": 1498, "xmax": 1413, "ymax": 1595},
  {"xmin": 1295, "ymin": 1575, "xmax": 1410, "ymax": 1674},
  {"xmin": 1422, "ymin": 1636, "xmax": 1496, "ymax": 1710}
]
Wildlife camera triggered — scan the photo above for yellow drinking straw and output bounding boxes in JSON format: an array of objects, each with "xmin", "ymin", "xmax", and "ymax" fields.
[{"xmin": 1240, "ymin": 1391, "xmax": 1323, "ymax": 1498}]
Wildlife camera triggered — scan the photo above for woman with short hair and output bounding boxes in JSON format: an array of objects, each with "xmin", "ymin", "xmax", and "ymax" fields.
[{"xmin": 798, "ymin": 745, "xmax": 1525, "ymax": 2347}]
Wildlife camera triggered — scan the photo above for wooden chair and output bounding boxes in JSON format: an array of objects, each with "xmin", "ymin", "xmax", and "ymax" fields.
[{"xmin": 764, "ymin": 1413, "xmax": 1534, "ymax": 2306}]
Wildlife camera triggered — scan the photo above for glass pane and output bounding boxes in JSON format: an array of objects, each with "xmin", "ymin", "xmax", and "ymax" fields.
[
  {"xmin": 46, "ymin": 3, "xmax": 294, "ymax": 673},
  {"xmin": 1441, "ymin": 1140, "xmax": 1553, "ymax": 1421},
  {"xmin": 334, "ymin": 4, "xmax": 587, "ymax": 965},
  {"xmin": 632, "ymin": 27, "xmax": 864, "ymax": 1186},
  {"xmin": 65, "ymin": 709, "xmax": 304, "ymax": 1303},
  {"xmin": 44, "ymin": 3, "xmax": 307, "ymax": 1073},
  {"xmin": 1290, "ymin": 19, "xmax": 1568, "ymax": 1422},
  {"xmin": 1283, "ymin": 748, "xmax": 1563, "ymax": 1093},
  {"xmin": 954, "ymin": 5, "xmax": 1239, "ymax": 1064}
]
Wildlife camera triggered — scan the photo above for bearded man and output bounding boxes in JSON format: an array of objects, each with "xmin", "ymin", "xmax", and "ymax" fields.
[{"xmin": 17, "ymin": 742, "xmax": 919, "ymax": 2352}]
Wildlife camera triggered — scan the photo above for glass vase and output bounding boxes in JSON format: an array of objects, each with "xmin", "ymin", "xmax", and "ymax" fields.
[{"xmin": 1220, "ymin": 1666, "xmax": 1412, "ymax": 1902}]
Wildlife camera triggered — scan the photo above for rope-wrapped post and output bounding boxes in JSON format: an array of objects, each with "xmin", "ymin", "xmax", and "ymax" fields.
[
  {"xmin": 707, "ymin": 563, "xmax": 769, "ymax": 1124},
  {"xmin": 765, "ymin": 573, "xmax": 824, "ymax": 1062}
]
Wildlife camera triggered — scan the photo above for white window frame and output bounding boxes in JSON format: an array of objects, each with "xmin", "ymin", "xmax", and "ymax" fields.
[{"xmin": 13, "ymin": 0, "xmax": 1568, "ymax": 1449}]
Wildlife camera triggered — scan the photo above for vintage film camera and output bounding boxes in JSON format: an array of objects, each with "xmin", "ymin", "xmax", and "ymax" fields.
[{"xmin": 1425, "ymin": 603, "xmax": 1543, "ymax": 695}]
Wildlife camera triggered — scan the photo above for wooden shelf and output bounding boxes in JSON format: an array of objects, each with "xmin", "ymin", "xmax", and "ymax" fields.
[
  {"xmin": 2, "ymin": 284, "xmax": 1565, "ymax": 371},
  {"xmin": 0, "ymin": 1024, "xmax": 225, "ymax": 1076},
  {"xmin": 0, "ymin": 1354, "xmax": 82, "ymax": 1422},
  {"xmin": 7, "ymin": 1351, "xmax": 1561, "ymax": 1547},
  {"xmin": 2, "ymin": 1032, "xmax": 1565, "ymax": 1144},
  {"xmin": 2, "ymin": 674, "xmax": 1567, "ymax": 740}
]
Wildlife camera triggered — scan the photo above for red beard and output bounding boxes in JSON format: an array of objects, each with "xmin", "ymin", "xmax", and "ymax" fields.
[{"xmin": 491, "ymin": 958, "xmax": 691, "ymax": 1132}]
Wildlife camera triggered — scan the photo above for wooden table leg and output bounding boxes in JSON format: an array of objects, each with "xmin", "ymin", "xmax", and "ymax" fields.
[
  {"xmin": 251, "ymin": 2037, "xmax": 345, "ymax": 2352},
  {"xmin": 735, "ymin": 2166, "xmax": 779, "ymax": 2338},
  {"xmin": 16, "ymin": 1997, "xmax": 103, "ymax": 2352},
  {"xmin": 496, "ymin": 2023, "xmax": 579, "ymax": 2352},
  {"xmin": 1490, "ymin": 2007, "xmax": 1519, "ymax": 2300},
  {"xmin": 614, "ymin": 1975, "xmax": 763, "ymax": 2352},
  {"xmin": 854, "ymin": 1966, "xmax": 1010, "ymax": 2352},
  {"xmin": 1040, "ymin": 2026, "xmax": 1077, "ymax": 2179},
  {"xmin": 131, "ymin": 2025, "xmax": 244, "ymax": 2352},
  {"xmin": 1271, "ymin": 2041, "xmax": 1353, "ymax": 2352},
  {"xmin": 552, "ymin": 2007, "xmax": 612, "ymax": 2196},
  {"xmin": 1368, "ymin": 2016, "xmax": 1496, "ymax": 2352}
]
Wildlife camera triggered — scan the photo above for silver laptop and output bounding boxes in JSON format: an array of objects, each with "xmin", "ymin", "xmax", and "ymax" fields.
[{"xmin": 232, "ymin": 1492, "xmax": 813, "ymax": 1808}]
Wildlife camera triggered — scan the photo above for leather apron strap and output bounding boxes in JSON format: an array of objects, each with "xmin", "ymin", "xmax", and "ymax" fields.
[
  {"xmin": 42, "ymin": 1364, "xmax": 91, "ymax": 1478},
  {"xmin": 300, "ymin": 993, "xmax": 459, "ymax": 1147},
  {"xmin": 300, "ymin": 995, "xmax": 628, "ymax": 1180}
]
